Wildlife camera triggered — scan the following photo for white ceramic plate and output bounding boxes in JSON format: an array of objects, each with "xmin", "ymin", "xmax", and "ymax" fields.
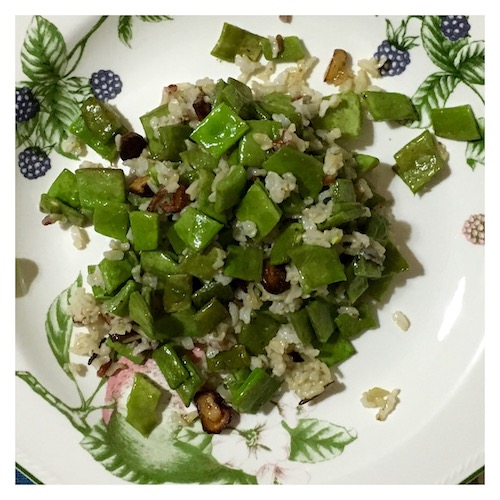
[{"xmin": 15, "ymin": 15, "xmax": 484, "ymax": 485}]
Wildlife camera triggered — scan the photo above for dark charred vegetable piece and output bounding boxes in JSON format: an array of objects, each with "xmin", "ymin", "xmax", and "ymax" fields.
[
  {"xmin": 324, "ymin": 49, "xmax": 350, "ymax": 85},
  {"xmin": 194, "ymin": 389, "xmax": 232, "ymax": 434},
  {"xmin": 261, "ymin": 259, "xmax": 290, "ymax": 294},
  {"xmin": 119, "ymin": 131, "xmax": 148, "ymax": 160},
  {"xmin": 193, "ymin": 94, "xmax": 212, "ymax": 120}
]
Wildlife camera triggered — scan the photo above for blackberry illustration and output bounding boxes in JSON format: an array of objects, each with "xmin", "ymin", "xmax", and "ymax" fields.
[
  {"xmin": 375, "ymin": 40, "xmax": 411, "ymax": 77},
  {"xmin": 374, "ymin": 19, "xmax": 418, "ymax": 77},
  {"xmin": 440, "ymin": 16, "xmax": 471, "ymax": 41},
  {"xmin": 18, "ymin": 147, "xmax": 51, "ymax": 180},
  {"xmin": 90, "ymin": 69, "xmax": 123, "ymax": 102},
  {"xmin": 16, "ymin": 87, "xmax": 40, "ymax": 123}
]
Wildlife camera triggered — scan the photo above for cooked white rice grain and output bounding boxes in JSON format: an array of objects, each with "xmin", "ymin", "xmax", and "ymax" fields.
[
  {"xmin": 392, "ymin": 311, "xmax": 410, "ymax": 331},
  {"xmin": 71, "ymin": 226, "xmax": 89, "ymax": 250}
]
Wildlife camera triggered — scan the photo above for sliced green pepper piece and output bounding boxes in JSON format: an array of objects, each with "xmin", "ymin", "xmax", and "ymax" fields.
[
  {"xmin": 173, "ymin": 207, "xmax": 224, "ymax": 252},
  {"xmin": 163, "ymin": 274, "xmax": 192, "ymax": 313},
  {"xmin": 193, "ymin": 298, "xmax": 229, "ymax": 336},
  {"xmin": 154, "ymin": 309, "xmax": 200, "ymax": 339},
  {"xmin": 106, "ymin": 337, "xmax": 145, "ymax": 365},
  {"xmin": 261, "ymin": 35, "xmax": 306, "ymax": 62},
  {"xmin": 152, "ymin": 343, "xmax": 190, "ymax": 389},
  {"xmin": 81, "ymin": 96, "xmax": 126, "ymax": 143},
  {"xmin": 354, "ymin": 153, "xmax": 380, "ymax": 174},
  {"xmin": 98, "ymin": 252, "xmax": 137, "ymax": 295},
  {"xmin": 176, "ymin": 356, "xmax": 203, "ymax": 407},
  {"xmin": 190, "ymin": 103, "xmax": 249, "ymax": 158},
  {"xmin": 288, "ymin": 245, "xmax": 346, "ymax": 294},
  {"xmin": 362, "ymin": 91, "xmax": 418, "ymax": 122},
  {"xmin": 224, "ymin": 244, "xmax": 263, "ymax": 282},
  {"xmin": 235, "ymin": 180, "xmax": 282, "ymax": 240},
  {"xmin": 126, "ymin": 373, "xmax": 162, "ymax": 437},
  {"xmin": 39, "ymin": 194, "xmax": 87, "ymax": 227},
  {"xmin": 263, "ymin": 146, "xmax": 324, "ymax": 200},
  {"xmin": 103, "ymin": 279, "xmax": 138, "ymax": 317},
  {"xmin": 180, "ymin": 146, "xmax": 219, "ymax": 171},
  {"xmin": 140, "ymin": 103, "xmax": 192, "ymax": 161},
  {"xmin": 311, "ymin": 92, "xmax": 362, "ymax": 138},
  {"xmin": 140, "ymin": 250, "xmax": 180, "ymax": 278},
  {"xmin": 231, "ymin": 368, "xmax": 281, "ymax": 414},
  {"xmin": 129, "ymin": 211, "xmax": 159, "ymax": 251},
  {"xmin": 93, "ymin": 202, "xmax": 130, "ymax": 241},
  {"xmin": 393, "ymin": 130, "xmax": 447, "ymax": 194},
  {"xmin": 238, "ymin": 120, "xmax": 281, "ymax": 168},
  {"xmin": 47, "ymin": 168, "xmax": 80, "ymax": 209},
  {"xmin": 192, "ymin": 281, "xmax": 234, "ymax": 309},
  {"xmin": 289, "ymin": 307, "xmax": 314, "ymax": 345},
  {"xmin": 239, "ymin": 310, "xmax": 281, "ymax": 355},
  {"xmin": 430, "ymin": 105, "xmax": 481, "ymax": 141},
  {"xmin": 317, "ymin": 333, "xmax": 356, "ymax": 367},
  {"xmin": 214, "ymin": 164, "xmax": 247, "ymax": 213},
  {"xmin": 179, "ymin": 247, "xmax": 222, "ymax": 281},
  {"xmin": 68, "ymin": 115, "xmax": 118, "ymax": 162},
  {"xmin": 306, "ymin": 299, "xmax": 336, "ymax": 343},
  {"xmin": 335, "ymin": 302, "xmax": 378, "ymax": 339},
  {"xmin": 206, "ymin": 345, "xmax": 251, "ymax": 372},
  {"xmin": 75, "ymin": 167, "xmax": 126, "ymax": 212},
  {"xmin": 257, "ymin": 92, "xmax": 302, "ymax": 131},
  {"xmin": 269, "ymin": 222, "xmax": 304, "ymax": 265},
  {"xmin": 129, "ymin": 290, "xmax": 154, "ymax": 338},
  {"xmin": 210, "ymin": 22, "xmax": 265, "ymax": 62}
]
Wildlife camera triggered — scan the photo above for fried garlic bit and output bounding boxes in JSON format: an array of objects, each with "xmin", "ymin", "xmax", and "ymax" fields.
[
  {"xmin": 194, "ymin": 389, "xmax": 232, "ymax": 434},
  {"xmin": 324, "ymin": 49, "xmax": 351, "ymax": 86}
]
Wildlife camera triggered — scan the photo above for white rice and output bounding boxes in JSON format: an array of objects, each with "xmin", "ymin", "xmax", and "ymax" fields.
[
  {"xmin": 392, "ymin": 311, "xmax": 411, "ymax": 331},
  {"xmin": 361, "ymin": 387, "xmax": 401, "ymax": 421},
  {"xmin": 265, "ymin": 171, "xmax": 297, "ymax": 204},
  {"xmin": 71, "ymin": 226, "xmax": 89, "ymax": 250}
]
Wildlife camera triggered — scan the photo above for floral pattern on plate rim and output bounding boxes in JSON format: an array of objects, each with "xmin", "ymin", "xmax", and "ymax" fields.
[{"xmin": 15, "ymin": 15, "xmax": 485, "ymax": 485}]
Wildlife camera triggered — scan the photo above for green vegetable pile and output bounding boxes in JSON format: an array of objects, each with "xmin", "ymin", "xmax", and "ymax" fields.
[{"xmin": 38, "ymin": 22, "xmax": 481, "ymax": 436}]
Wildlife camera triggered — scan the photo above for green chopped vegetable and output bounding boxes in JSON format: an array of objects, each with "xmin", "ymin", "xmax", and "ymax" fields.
[
  {"xmin": 38, "ymin": 21, "xmax": 437, "ymax": 435},
  {"xmin": 430, "ymin": 105, "xmax": 481, "ymax": 141},
  {"xmin": 362, "ymin": 91, "xmax": 418, "ymax": 121},
  {"xmin": 393, "ymin": 130, "xmax": 447, "ymax": 194},
  {"xmin": 126, "ymin": 373, "xmax": 162, "ymax": 437}
]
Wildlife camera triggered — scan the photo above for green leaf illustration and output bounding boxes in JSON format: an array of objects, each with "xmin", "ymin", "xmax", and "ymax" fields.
[
  {"xmin": 421, "ymin": 16, "xmax": 468, "ymax": 74},
  {"xmin": 454, "ymin": 40, "xmax": 485, "ymax": 86},
  {"xmin": 81, "ymin": 413, "xmax": 257, "ymax": 484},
  {"xmin": 118, "ymin": 16, "xmax": 134, "ymax": 48},
  {"xmin": 64, "ymin": 76, "xmax": 93, "ymax": 101},
  {"xmin": 175, "ymin": 426, "xmax": 213, "ymax": 454},
  {"xmin": 31, "ymin": 80, "xmax": 83, "ymax": 149},
  {"xmin": 465, "ymin": 117, "xmax": 485, "ymax": 170},
  {"xmin": 16, "ymin": 117, "xmax": 38, "ymax": 148},
  {"xmin": 137, "ymin": 15, "xmax": 173, "ymax": 22},
  {"xmin": 46, "ymin": 274, "xmax": 82, "ymax": 378},
  {"xmin": 282, "ymin": 418, "xmax": 357, "ymax": 463},
  {"xmin": 410, "ymin": 72, "xmax": 461, "ymax": 128},
  {"xmin": 21, "ymin": 16, "xmax": 68, "ymax": 82}
]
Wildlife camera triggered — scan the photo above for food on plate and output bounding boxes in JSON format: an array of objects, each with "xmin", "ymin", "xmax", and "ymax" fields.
[
  {"xmin": 361, "ymin": 386, "xmax": 401, "ymax": 421},
  {"xmin": 38, "ymin": 22, "xmax": 474, "ymax": 436}
]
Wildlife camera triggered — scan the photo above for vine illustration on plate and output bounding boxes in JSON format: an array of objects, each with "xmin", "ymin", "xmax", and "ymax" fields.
[
  {"xmin": 15, "ymin": 15, "xmax": 172, "ymax": 179},
  {"xmin": 373, "ymin": 15, "xmax": 484, "ymax": 170}
]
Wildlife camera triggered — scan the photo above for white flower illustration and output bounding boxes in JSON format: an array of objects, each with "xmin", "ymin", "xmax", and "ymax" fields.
[{"xmin": 211, "ymin": 413, "xmax": 290, "ymax": 476}]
